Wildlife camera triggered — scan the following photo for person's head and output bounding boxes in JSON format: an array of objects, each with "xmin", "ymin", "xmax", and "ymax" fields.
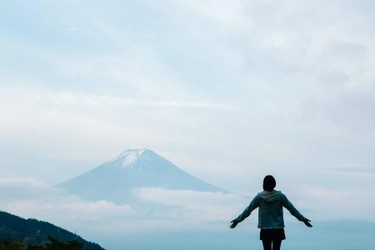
[{"xmin": 263, "ymin": 175, "xmax": 276, "ymax": 191}]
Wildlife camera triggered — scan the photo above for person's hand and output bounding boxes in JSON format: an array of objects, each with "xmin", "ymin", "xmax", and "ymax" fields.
[
  {"xmin": 303, "ymin": 219, "xmax": 313, "ymax": 227},
  {"xmin": 230, "ymin": 220, "xmax": 238, "ymax": 229}
]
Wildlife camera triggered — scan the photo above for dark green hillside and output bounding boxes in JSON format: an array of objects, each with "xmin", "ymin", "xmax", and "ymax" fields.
[{"xmin": 0, "ymin": 211, "xmax": 104, "ymax": 250}]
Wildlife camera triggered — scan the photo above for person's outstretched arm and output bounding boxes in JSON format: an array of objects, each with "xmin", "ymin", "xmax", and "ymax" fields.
[
  {"xmin": 230, "ymin": 194, "xmax": 260, "ymax": 229},
  {"xmin": 281, "ymin": 193, "xmax": 313, "ymax": 227}
]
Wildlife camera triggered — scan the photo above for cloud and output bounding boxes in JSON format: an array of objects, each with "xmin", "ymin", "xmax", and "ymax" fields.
[
  {"xmin": 134, "ymin": 188, "xmax": 249, "ymax": 223},
  {"xmin": 0, "ymin": 177, "xmax": 240, "ymax": 229},
  {"xmin": 296, "ymin": 182, "xmax": 375, "ymax": 221},
  {"xmin": 327, "ymin": 164, "xmax": 375, "ymax": 174},
  {"xmin": 0, "ymin": 85, "xmax": 234, "ymax": 184},
  {"xmin": 1, "ymin": 1, "xmax": 375, "ymax": 230},
  {"xmin": 305, "ymin": 88, "xmax": 375, "ymax": 134},
  {"xmin": 46, "ymin": 91, "xmax": 231, "ymax": 109},
  {"xmin": 0, "ymin": 178, "xmax": 135, "ymax": 232},
  {"xmin": 0, "ymin": 177, "xmax": 254, "ymax": 233},
  {"xmin": 169, "ymin": 0, "xmax": 375, "ymax": 92},
  {"xmin": 134, "ymin": 184, "xmax": 375, "ymax": 226},
  {"xmin": 1, "ymin": 175, "xmax": 374, "ymax": 241}
]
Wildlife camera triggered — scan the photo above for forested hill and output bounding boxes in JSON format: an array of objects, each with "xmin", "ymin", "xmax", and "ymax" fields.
[{"xmin": 0, "ymin": 211, "xmax": 104, "ymax": 250}]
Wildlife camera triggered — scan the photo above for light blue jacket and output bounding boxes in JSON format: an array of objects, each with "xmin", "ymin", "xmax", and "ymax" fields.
[{"xmin": 235, "ymin": 190, "xmax": 307, "ymax": 229}]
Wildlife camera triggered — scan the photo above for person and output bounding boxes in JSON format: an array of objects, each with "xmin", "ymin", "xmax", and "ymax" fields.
[{"xmin": 230, "ymin": 175, "xmax": 312, "ymax": 250}]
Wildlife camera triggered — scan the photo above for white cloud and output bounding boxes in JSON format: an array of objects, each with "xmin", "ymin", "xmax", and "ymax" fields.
[
  {"xmin": 46, "ymin": 91, "xmax": 230, "ymax": 109},
  {"xmin": 305, "ymin": 88, "xmax": 375, "ymax": 134},
  {"xmin": 297, "ymin": 185, "xmax": 375, "ymax": 221},
  {"xmin": 0, "ymin": 177, "xmax": 253, "ymax": 233},
  {"xmin": 134, "ymin": 188, "xmax": 249, "ymax": 222},
  {"xmin": 134, "ymin": 183, "xmax": 375, "ymax": 227},
  {"xmin": 169, "ymin": 0, "xmax": 375, "ymax": 93},
  {"xmin": 0, "ymin": 175, "xmax": 374, "ymax": 240},
  {"xmin": 0, "ymin": 178, "xmax": 135, "ymax": 232},
  {"xmin": 1, "ymin": 1, "xmax": 375, "ymax": 232}
]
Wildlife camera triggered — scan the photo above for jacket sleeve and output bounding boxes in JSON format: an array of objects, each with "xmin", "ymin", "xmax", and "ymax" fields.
[
  {"xmin": 235, "ymin": 194, "xmax": 261, "ymax": 222},
  {"xmin": 280, "ymin": 193, "xmax": 306, "ymax": 221}
]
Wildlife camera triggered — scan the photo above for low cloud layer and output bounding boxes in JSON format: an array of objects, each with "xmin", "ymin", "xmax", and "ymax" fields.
[
  {"xmin": 0, "ymin": 178, "xmax": 246, "ymax": 233},
  {"xmin": 0, "ymin": 178, "xmax": 135, "ymax": 233},
  {"xmin": 1, "ymin": 176, "xmax": 374, "ymax": 238},
  {"xmin": 134, "ymin": 187, "xmax": 248, "ymax": 223}
]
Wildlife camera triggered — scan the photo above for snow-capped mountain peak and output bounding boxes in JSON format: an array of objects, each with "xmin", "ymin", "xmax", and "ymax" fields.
[
  {"xmin": 104, "ymin": 148, "xmax": 167, "ymax": 172},
  {"xmin": 109, "ymin": 148, "xmax": 147, "ymax": 164},
  {"xmin": 57, "ymin": 148, "xmax": 230, "ymax": 204}
]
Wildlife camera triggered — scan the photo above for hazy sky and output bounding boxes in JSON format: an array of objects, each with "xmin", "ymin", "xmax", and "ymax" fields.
[{"xmin": 1, "ymin": 1, "xmax": 375, "ymax": 246}]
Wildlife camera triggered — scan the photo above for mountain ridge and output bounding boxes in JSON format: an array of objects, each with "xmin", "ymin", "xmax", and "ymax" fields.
[
  {"xmin": 0, "ymin": 210, "xmax": 104, "ymax": 250},
  {"xmin": 101, "ymin": 148, "xmax": 174, "ymax": 173},
  {"xmin": 57, "ymin": 149, "xmax": 230, "ymax": 205}
]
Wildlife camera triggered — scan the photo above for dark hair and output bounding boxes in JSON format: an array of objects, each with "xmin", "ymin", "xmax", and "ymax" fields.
[{"xmin": 263, "ymin": 175, "xmax": 276, "ymax": 191}]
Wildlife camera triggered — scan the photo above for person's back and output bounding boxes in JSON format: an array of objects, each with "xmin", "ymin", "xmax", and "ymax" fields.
[{"xmin": 230, "ymin": 175, "xmax": 312, "ymax": 250}]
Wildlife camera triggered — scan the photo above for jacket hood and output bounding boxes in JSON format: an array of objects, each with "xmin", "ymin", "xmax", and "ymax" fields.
[{"xmin": 259, "ymin": 190, "xmax": 281, "ymax": 202}]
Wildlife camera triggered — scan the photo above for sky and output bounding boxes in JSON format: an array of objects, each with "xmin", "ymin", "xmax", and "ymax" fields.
[{"xmin": 1, "ymin": 0, "xmax": 375, "ymax": 249}]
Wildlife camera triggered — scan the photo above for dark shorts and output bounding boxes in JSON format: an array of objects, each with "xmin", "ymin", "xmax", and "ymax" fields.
[{"xmin": 260, "ymin": 228, "xmax": 286, "ymax": 241}]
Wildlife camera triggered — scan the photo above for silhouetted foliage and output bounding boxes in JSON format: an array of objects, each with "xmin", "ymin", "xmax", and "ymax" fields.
[
  {"xmin": 0, "ymin": 211, "xmax": 104, "ymax": 250},
  {"xmin": 26, "ymin": 244, "xmax": 43, "ymax": 250},
  {"xmin": 0, "ymin": 239, "xmax": 26, "ymax": 250},
  {"xmin": 0, "ymin": 237, "xmax": 92, "ymax": 250},
  {"xmin": 44, "ymin": 236, "xmax": 82, "ymax": 250}
]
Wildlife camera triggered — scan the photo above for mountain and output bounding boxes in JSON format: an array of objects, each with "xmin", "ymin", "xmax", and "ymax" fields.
[
  {"xmin": 0, "ymin": 210, "xmax": 104, "ymax": 250},
  {"xmin": 57, "ymin": 149, "xmax": 229, "ymax": 204}
]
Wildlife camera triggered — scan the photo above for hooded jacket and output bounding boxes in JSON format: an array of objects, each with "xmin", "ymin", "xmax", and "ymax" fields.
[{"xmin": 235, "ymin": 190, "xmax": 306, "ymax": 229}]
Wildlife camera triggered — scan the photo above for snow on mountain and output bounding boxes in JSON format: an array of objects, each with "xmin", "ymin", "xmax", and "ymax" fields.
[
  {"xmin": 57, "ymin": 149, "xmax": 229, "ymax": 205},
  {"xmin": 104, "ymin": 148, "xmax": 173, "ymax": 173}
]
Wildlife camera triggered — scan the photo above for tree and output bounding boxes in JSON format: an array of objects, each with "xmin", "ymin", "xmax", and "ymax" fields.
[
  {"xmin": 0, "ymin": 239, "xmax": 26, "ymax": 250},
  {"xmin": 26, "ymin": 244, "xmax": 44, "ymax": 250},
  {"xmin": 44, "ymin": 236, "xmax": 83, "ymax": 250}
]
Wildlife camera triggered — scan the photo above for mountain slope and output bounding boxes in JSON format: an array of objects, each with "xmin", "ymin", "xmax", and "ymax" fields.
[
  {"xmin": 0, "ymin": 210, "xmax": 104, "ymax": 250},
  {"xmin": 57, "ymin": 149, "xmax": 229, "ymax": 204}
]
